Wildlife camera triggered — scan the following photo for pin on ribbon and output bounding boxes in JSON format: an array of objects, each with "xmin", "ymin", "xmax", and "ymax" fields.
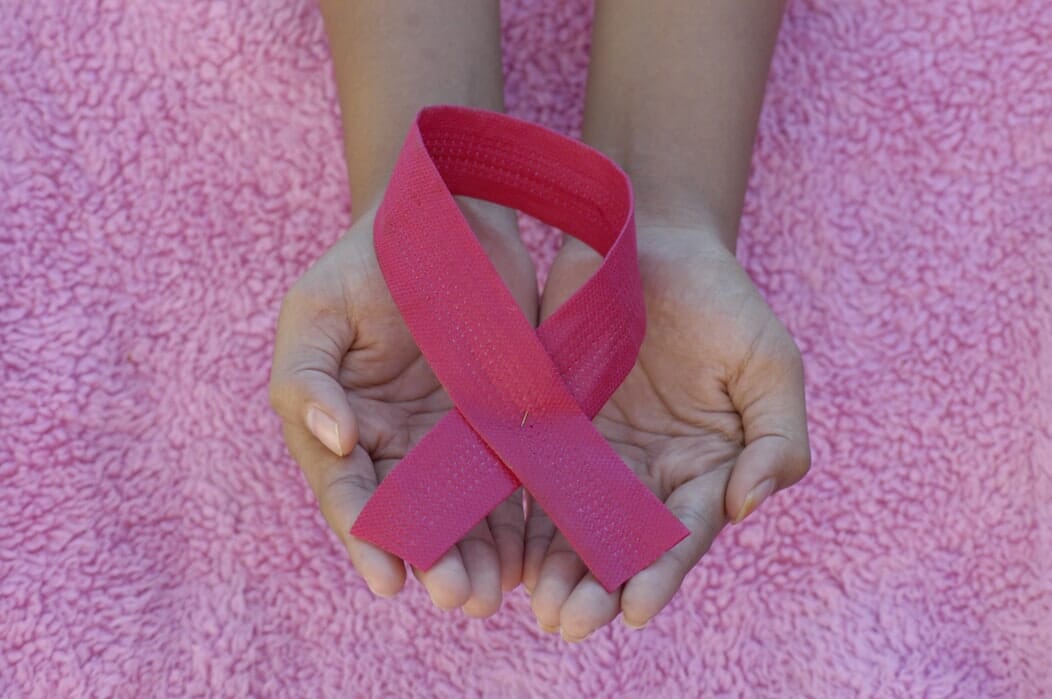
[{"xmin": 350, "ymin": 106, "xmax": 688, "ymax": 592}]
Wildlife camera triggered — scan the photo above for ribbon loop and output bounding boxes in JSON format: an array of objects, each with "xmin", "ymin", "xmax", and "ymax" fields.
[{"xmin": 351, "ymin": 106, "xmax": 688, "ymax": 592}]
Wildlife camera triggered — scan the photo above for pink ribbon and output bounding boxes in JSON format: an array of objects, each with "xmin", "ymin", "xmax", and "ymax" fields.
[{"xmin": 350, "ymin": 106, "xmax": 688, "ymax": 591}]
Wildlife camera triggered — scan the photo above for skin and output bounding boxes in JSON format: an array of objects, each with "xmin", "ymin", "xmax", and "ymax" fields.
[
  {"xmin": 523, "ymin": 0, "xmax": 809, "ymax": 639},
  {"xmin": 269, "ymin": 2, "xmax": 533, "ymax": 616},
  {"xmin": 527, "ymin": 230, "xmax": 809, "ymax": 639},
  {"xmin": 269, "ymin": 0, "xmax": 811, "ymax": 632}
]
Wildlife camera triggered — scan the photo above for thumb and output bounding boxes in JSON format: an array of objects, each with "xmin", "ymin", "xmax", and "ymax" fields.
[
  {"xmin": 269, "ymin": 288, "xmax": 358, "ymax": 456},
  {"xmin": 725, "ymin": 339, "xmax": 811, "ymax": 524}
]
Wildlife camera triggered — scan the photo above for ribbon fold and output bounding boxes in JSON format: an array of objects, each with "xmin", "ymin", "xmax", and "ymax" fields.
[{"xmin": 350, "ymin": 105, "xmax": 688, "ymax": 592}]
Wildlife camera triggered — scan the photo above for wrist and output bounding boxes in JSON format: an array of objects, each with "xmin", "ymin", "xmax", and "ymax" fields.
[
  {"xmin": 633, "ymin": 205, "xmax": 738, "ymax": 255},
  {"xmin": 583, "ymin": 139, "xmax": 740, "ymax": 254}
]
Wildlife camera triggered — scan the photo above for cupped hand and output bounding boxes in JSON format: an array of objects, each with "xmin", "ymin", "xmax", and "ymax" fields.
[
  {"xmin": 269, "ymin": 198, "xmax": 537, "ymax": 617},
  {"xmin": 524, "ymin": 225, "xmax": 811, "ymax": 640}
]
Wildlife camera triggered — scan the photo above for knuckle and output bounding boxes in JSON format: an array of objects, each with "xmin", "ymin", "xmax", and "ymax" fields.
[
  {"xmin": 540, "ymin": 547, "xmax": 583, "ymax": 573},
  {"xmin": 280, "ymin": 281, "xmax": 339, "ymax": 326},
  {"xmin": 267, "ymin": 376, "xmax": 292, "ymax": 415},
  {"xmin": 315, "ymin": 471, "xmax": 374, "ymax": 522},
  {"xmin": 277, "ymin": 284, "xmax": 308, "ymax": 321},
  {"xmin": 788, "ymin": 440, "xmax": 813, "ymax": 481},
  {"xmin": 324, "ymin": 471, "xmax": 376, "ymax": 502},
  {"xmin": 457, "ymin": 535, "xmax": 496, "ymax": 558},
  {"xmin": 488, "ymin": 519, "xmax": 526, "ymax": 543},
  {"xmin": 524, "ymin": 531, "xmax": 556, "ymax": 553},
  {"xmin": 267, "ymin": 370, "xmax": 319, "ymax": 420},
  {"xmin": 667, "ymin": 501, "xmax": 720, "ymax": 539},
  {"xmin": 767, "ymin": 332, "xmax": 804, "ymax": 376}
]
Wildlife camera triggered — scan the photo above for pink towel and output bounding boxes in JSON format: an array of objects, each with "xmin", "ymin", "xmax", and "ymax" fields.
[{"xmin": 2, "ymin": 1, "xmax": 1049, "ymax": 696}]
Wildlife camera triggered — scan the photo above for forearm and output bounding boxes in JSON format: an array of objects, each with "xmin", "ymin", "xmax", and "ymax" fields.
[
  {"xmin": 582, "ymin": 0, "xmax": 785, "ymax": 250},
  {"xmin": 321, "ymin": 1, "xmax": 505, "ymax": 217}
]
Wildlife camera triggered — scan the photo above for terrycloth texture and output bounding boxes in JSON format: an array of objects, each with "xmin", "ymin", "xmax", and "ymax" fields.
[{"xmin": 1, "ymin": 0, "xmax": 1049, "ymax": 696}]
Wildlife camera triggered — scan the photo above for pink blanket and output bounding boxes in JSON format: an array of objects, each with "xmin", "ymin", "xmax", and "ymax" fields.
[{"xmin": 3, "ymin": 1, "xmax": 1050, "ymax": 696}]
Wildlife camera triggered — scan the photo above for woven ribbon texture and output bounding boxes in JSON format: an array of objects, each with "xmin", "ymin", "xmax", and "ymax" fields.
[{"xmin": 350, "ymin": 106, "xmax": 689, "ymax": 591}]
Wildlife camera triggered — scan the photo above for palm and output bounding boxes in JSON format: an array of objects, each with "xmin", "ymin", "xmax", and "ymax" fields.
[
  {"xmin": 274, "ymin": 199, "xmax": 536, "ymax": 616},
  {"xmin": 526, "ymin": 227, "xmax": 808, "ymax": 638},
  {"xmin": 323, "ymin": 219, "xmax": 451, "ymax": 478},
  {"xmin": 585, "ymin": 230, "xmax": 772, "ymax": 509}
]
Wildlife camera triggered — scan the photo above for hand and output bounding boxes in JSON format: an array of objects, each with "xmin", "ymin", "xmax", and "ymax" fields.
[
  {"xmin": 524, "ymin": 224, "xmax": 810, "ymax": 640},
  {"xmin": 269, "ymin": 198, "xmax": 537, "ymax": 617}
]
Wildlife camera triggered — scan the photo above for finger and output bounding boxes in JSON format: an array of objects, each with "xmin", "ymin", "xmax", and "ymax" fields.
[
  {"xmin": 559, "ymin": 574, "xmax": 620, "ymax": 643},
  {"xmin": 412, "ymin": 547, "xmax": 472, "ymax": 612},
  {"xmin": 727, "ymin": 435, "xmax": 808, "ymax": 524},
  {"xmin": 522, "ymin": 494, "xmax": 556, "ymax": 594},
  {"xmin": 726, "ymin": 339, "xmax": 811, "ymax": 524},
  {"xmin": 530, "ymin": 531, "xmax": 588, "ymax": 632},
  {"xmin": 538, "ymin": 237, "xmax": 599, "ymax": 321},
  {"xmin": 621, "ymin": 468, "xmax": 729, "ymax": 628},
  {"xmin": 456, "ymin": 197, "xmax": 538, "ymax": 322},
  {"xmin": 487, "ymin": 489, "xmax": 525, "ymax": 592},
  {"xmin": 457, "ymin": 521, "xmax": 504, "ymax": 618},
  {"xmin": 283, "ymin": 422, "xmax": 405, "ymax": 596},
  {"xmin": 269, "ymin": 287, "xmax": 357, "ymax": 456}
]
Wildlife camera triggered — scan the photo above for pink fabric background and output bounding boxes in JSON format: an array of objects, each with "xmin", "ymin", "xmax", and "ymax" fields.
[{"xmin": 2, "ymin": 0, "xmax": 1050, "ymax": 696}]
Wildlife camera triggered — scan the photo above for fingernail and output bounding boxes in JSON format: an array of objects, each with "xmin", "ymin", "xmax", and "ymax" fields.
[
  {"xmin": 306, "ymin": 405, "xmax": 343, "ymax": 456},
  {"xmin": 537, "ymin": 621, "xmax": 559, "ymax": 634},
  {"xmin": 735, "ymin": 477, "xmax": 776, "ymax": 524},
  {"xmin": 622, "ymin": 616, "xmax": 648, "ymax": 630}
]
